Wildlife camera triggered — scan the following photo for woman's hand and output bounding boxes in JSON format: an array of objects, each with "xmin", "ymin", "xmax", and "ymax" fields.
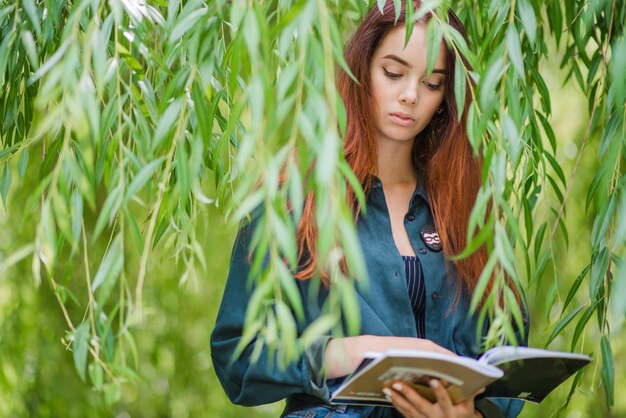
[
  {"xmin": 324, "ymin": 336, "xmax": 455, "ymax": 379},
  {"xmin": 383, "ymin": 380, "xmax": 484, "ymax": 418}
]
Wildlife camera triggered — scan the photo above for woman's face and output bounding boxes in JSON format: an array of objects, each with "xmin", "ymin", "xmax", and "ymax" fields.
[{"xmin": 369, "ymin": 24, "xmax": 447, "ymax": 145}]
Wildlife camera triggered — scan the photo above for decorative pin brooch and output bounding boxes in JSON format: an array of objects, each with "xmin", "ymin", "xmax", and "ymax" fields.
[{"xmin": 420, "ymin": 225, "xmax": 442, "ymax": 252}]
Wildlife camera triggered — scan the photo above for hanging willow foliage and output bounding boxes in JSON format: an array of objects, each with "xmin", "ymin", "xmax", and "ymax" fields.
[{"xmin": 0, "ymin": 0, "xmax": 624, "ymax": 413}]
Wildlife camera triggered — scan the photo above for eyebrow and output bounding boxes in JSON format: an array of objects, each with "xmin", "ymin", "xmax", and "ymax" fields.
[{"xmin": 382, "ymin": 54, "xmax": 447, "ymax": 74}]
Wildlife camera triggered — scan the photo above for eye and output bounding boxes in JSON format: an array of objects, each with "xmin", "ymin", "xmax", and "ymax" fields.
[
  {"xmin": 382, "ymin": 67, "xmax": 402, "ymax": 79},
  {"xmin": 424, "ymin": 81, "xmax": 442, "ymax": 91}
]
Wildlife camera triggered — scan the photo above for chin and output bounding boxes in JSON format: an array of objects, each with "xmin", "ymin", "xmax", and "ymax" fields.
[{"xmin": 385, "ymin": 128, "xmax": 421, "ymax": 142}]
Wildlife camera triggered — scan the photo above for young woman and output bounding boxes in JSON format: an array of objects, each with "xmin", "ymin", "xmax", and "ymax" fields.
[{"xmin": 211, "ymin": 1, "xmax": 527, "ymax": 417}]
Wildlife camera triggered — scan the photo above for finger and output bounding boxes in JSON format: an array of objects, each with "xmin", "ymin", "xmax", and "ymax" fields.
[
  {"xmin": 385, "ymin": 386, "xmax": 426, "ymax": 418},
  {"xmin": 430, "ymin": 379, "xmax": 455, "ymax": 417},
  {"xmin": 428, "ymin": 341, "xmax": 456, "ymax": 356},
  {"xmin": 458, "ymin": 391, "xmax": 480, "ymax": 415},
  {"xmin": 391, "ymin": 382, "xmax": 434, "ymax": 417}
]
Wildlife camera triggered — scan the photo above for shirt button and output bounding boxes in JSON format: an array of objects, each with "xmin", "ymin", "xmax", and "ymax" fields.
[
  {"xmin": 418, "ymin": 248, "xmax": 427, "ymax": 255},
  {"xmin": 394, "ymin": 271, "xmax": 399, "ymax": 277},
  {"xmin": 431, "ymin": 292, "xmax": 440, "ymax": 301},
  {"xmin": 406, "ymin": 214, "xmax": 415, "ymax": 221}
]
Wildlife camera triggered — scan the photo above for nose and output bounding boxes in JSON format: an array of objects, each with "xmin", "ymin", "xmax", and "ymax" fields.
[{"xmin": 399, "ymin": 83, "xmax": 418, "ymax": 105}]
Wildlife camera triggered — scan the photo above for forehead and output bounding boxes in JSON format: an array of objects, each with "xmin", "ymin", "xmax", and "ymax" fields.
[{"xmin": 373, "ymin": 24, "xmax": 447, "ymax": 69}]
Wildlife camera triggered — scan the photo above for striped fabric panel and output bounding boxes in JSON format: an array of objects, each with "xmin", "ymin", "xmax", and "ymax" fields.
[{"xmin": 401, "ymin": 255, "xmax": 426, "ymax": 338}]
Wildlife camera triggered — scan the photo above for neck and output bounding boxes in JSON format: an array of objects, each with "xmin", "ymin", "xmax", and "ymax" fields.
[{"xmin": 376, "ymin": 138, "xmax": 417, "ymax": 186}]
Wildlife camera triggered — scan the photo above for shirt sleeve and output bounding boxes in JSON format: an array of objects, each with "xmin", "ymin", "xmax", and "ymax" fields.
[{"xmin": 210, "ymin": 217, "xmax": 332, "ymax": 406}]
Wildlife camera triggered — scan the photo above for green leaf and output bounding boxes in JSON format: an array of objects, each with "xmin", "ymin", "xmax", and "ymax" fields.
[
  {"xmin": 426, "ymin": 20, "xmax": 443, "ymax": 76},
  {"xmin": 0, "ymin": 146, "xmax": 17, "ymax": 164},
  {"xmin": 562, "ymin": 264, "xmax": 591, "ymax": 314},
  {"xmin": 570, "ymin": 301, "xmax": 600, "ymax": 351},
  {"xmin": 495, "ymin": 222, "xmax": 517, "ymax": 278},
  {"xmin": 93, "ymin": 186, "xmax": 122, "ymax": 240},
  {"xmin": 300, "ymin": 314, "xmax": 337, "ymax": 347},
  {"xmin": 455, "ymin": 214, "xmax": 493, "ymax": 259},
  {"xmin": 545, "ymin": 304, "xmax": 584, "ymax": 347},
  {"xmin": 88, "ymin": 362, "xmax": 104, "ymax": 390},
  {"xmin": 591, "ymin": 195, "xmax": 618, "ymax": 248},
  {"xmin": 27, "ymin": 39, "xmax": 71, "ymax": 86},
  {"xmin": 601, "ymin": 335, "xmax": 614, "ymax": 407},
  {"xmin": 470, "ymin": 253, "xmax": 497, "ymax": 313},
  {"xmin": 536, "ymin": 112, "xmax": 556, "ymax": 153},
  {"xmin": 276, "ymin": 259, "xmax": 304, "ymax": 322},
  {"xmin": 590, "ymin": 247, "xmax": 609, "ymax": 300},
  {"xmin": 22, "ymin": 0, "xmax": 42, "ymax": 36},
  {"xmin": 544, "ymin": 280, "xmax": 558, "ymax": 322},
  {"xmin": 41, "ymin": 200, "xmax": 57, "ymax": 270},
  {"xmin": 176, "ymin": 142, "xmax": 190, "ymax": 209},
  {"xmin": 275, "ymin": 301, "xmax": 297, "ymax": 358},
  {"xmin": 479, "ymin": 58, "xmax": 504, "ymax": 116},
  {"xmin": 600, "ymin": 112, "xmax": 620, "ymax": 157},
  {"xmin": 533, "ymin": 222, "xmax": 547, "ymax": 260},
  {"xmin": 533, "ymin": 249, "xmax": 550, "ymax": 285},
  {"xmin": 20, "ymin": 30, "xmax": 39, "ymax": 69},
  {"xmin": 517, "ymin": 0, "xmax": 537, "ymax": 45},
  {"xmin": 585, "ymin": 164, "xmax": 609, "ymax": 213},
  {"xmin": 453, "ymin": 57, "xmax": 466, "ymax": 121},
  {"xmin": 73, "ymin": 323, "xmax": 90, "ymax": 381},
  {"xmin": 152, "ymin": 99, "xmax": 183, "ymax": 150},
  {"xmin": 446, "ymin": 26, "xmax": 478, "ymax": 69},
  {"xmin": 124, "ymin": 157, "xmax": 165, "ymax": 202},
  {"xmin": 18, "ymin": 149, "xmax": 28, "ymax": 181},
  {"xmin": 104, "ymin": 383, "xmax": 121, "ymax": 405},
  {"xmin": 288, "ymin": 165, "xmax": 304, "ymax": 223},
  {"xmin": 339, "ymin": 161, "xmax": 366, "ymax": 211},
  {"xmin": 337, "ymin": 275, "xmax": 361, "ymax": 336},
  {"xmin": 506, "ymin": 25, "xmax": 524, "ymax": 78},
  {"xmin": 0, "ymin": 163, "xmax": 11, "ymax": 208},
  {"xmin": 169, "ymin": 7, "xmax": 208, "ymax": 44},
  {"xmin": 547, "ymin": 1, "xmax": 563, "ymax": 46},
  {"xmin": 92, "ymin": 234, "xmax": 124, "ymax": 306},
  {"xmin": 233, "ymin": 190, "xmax": 264, "ymax": 223},
  {"xmin": 545, "ymin": 152, "xmax": 566, "ymax": 188},
  {"xmin": 277, "ymin": 62, "xmax": 299, "ymax": 100},
  {"xmin": 70, "ymin": 190, "xmax": 83, "ymax": 251},
  {"xmin": 243, "ymin": 8, "xmax": 260, "ymax": 57},
  {"xmin": 0, "ymin": 244, "xmax": 34, "ymax": 274},
  {"xmin": 393, "ymin": 0, "xmax": 401, "ymax": 23},
  {"xmin": 404, "ymin": 0, "xmax": 414, "ymax": 46}
]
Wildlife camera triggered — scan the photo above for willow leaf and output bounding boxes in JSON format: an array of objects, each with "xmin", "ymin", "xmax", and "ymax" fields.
[
  {"xmin": 506, "ymin": 25, "xmax": 524, "ymax": 79},
  {"xmin": 299, "ymin": 314, "xmax": 337, "ymax": 348},
  {"xmin": 562, "ymin": 264, "xmax": 591, "ymax": 314},
  {"xmin": 124, "ymin": 157, "xmax": 165, "ymax": 202},
  {"xmin": 73, "ymin": 323, "xmax": 90, "ymax": 382},
  {"xmin": 570, "ymin": 301, "xmax": 600, "ymax": 351},
  {"xmin": 453, "ymin": 49, "xmax": 466, "ymax": 121},
  {"xmin": 92, "ymin": 234, "xmax": 124, "ymax": 306},
  {"xmin": 546, "ymin": 303, "xmax": 584, "ymax": 347},
  {"xmin": 517, "ymin": 0, "xmax": 537, "ymax": 45}
]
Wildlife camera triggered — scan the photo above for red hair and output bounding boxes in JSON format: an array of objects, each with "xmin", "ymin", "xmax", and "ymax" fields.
[{"xmin": 295, "ymin": 0, "xmax": 487, "ymax": 300}]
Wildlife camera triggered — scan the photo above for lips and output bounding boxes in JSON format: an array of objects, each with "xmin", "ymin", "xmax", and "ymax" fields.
[{"xmin": 389, "ymin": 112, "xmax": 416, "ymax": 127}]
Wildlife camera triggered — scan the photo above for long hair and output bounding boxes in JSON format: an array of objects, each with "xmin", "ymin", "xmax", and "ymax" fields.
[{"xmin": 295, "ymin": 0, "xmax": 487, "ymax": 300}]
